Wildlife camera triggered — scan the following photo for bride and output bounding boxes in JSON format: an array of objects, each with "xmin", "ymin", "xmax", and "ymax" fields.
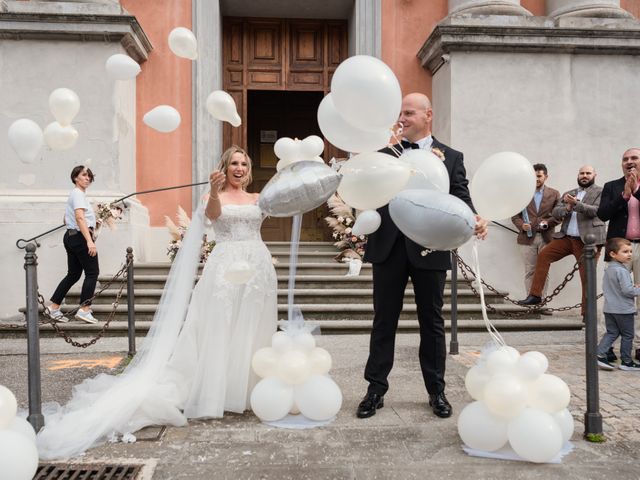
[{"xmin": 37, "ymin": 146, "xmax": 278, "ymax": 459}]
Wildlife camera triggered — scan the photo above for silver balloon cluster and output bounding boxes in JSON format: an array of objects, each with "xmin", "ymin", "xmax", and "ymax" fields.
[{"xmin": 258, "ymin": 161, "xmax": 342, "ymax": 217}]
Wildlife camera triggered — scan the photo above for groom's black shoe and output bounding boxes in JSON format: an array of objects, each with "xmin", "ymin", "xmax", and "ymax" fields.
[
  {"xmin": 429, "ymin": 392, "xmax": 452, "ymax": 418},
  {"xmin": 356, "ymin": 392, "xmax": 384, "ymax": 418},
  {"xmin": 518, "ymin": 295, "xmax": 542, "ymax": 306}
]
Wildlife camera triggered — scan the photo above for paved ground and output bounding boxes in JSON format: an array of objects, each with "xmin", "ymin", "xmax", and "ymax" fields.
[{"xmin": 1, "ymin": 328, "xmax": 639, "ymax": 479}]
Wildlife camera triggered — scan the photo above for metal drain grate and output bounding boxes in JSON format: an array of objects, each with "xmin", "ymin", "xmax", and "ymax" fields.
[{"xmin": 35, "ymin": 463, "xmax": 143, "ymax": 480}]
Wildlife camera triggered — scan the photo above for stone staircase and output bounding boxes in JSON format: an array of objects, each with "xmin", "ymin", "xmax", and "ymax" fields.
[{"xmin": 7, "ymin": 242, "xmax": 584, "ymax": 336}]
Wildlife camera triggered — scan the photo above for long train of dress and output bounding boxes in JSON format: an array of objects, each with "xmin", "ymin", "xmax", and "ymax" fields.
[{"xmin": 37, "ymin": 204, "xmax": 277, "ymax": 459}]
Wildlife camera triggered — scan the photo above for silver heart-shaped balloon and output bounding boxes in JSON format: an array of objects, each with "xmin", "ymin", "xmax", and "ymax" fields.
[{"xmin": 259, "ymin": 161, "xmax": 342, "ymax": 217}]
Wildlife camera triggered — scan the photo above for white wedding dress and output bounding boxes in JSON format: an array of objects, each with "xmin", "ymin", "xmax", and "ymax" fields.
[{"xmin": 37, "ymin": 204, "xmax": 277, "ymax": 460}]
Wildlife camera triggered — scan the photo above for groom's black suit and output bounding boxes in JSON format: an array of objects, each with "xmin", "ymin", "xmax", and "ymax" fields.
[{"xmin": 363, "ymin": 138, "xmax": 474, "ymax": 396}]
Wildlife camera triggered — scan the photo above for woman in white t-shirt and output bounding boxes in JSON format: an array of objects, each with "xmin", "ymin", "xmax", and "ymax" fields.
[{"xmin": 48, "ymin": 165, "xmax": 99, "ymax": 324}]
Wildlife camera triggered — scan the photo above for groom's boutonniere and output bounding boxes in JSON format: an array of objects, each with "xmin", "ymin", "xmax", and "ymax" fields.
[{"xmin": 431, "ymin": 147, "xmax": 445, "ymax": 161}]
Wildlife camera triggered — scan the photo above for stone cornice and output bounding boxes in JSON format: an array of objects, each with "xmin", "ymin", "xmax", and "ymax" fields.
[
  {"xmin": 0, "ymin": 1, "xmax": 152, "ymax": 62},
  {"xmin": 418, "ymin": 16, "xmax": 640, "ymax": 74}
]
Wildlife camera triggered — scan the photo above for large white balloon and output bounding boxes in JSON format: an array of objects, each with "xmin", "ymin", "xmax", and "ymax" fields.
[
  {"xmin": 143, "ymin": 105, "xmax": 181, "ymax": 133},
  {"xmin": 7, "ymin": 119, "xmax": 43, "ymax": 163},
  {"xmin": 528, "ymin": 374, "xmax": 571, "ymax": 413},
  {"xmin": 259, "ymin": 161, "xmax": 341, "ymax": 217},
  {"xmin": 168, "ymin": 27, "xmax": 198, "ymax": 60},
  {"xmin": 206, "ymin": 90, "xmax": 241, "ymax": 127},
  {"xmin": 277, "ymin": 350, "xmax": 311, "ymax": 385},
  {"xmin": 308, "ymin": 347, "xmax": 332, "ymax": 375},
  {"xmin": 337, "ymin": 152, "xmax": 410, "ymax": 210},
  {"xmin": 508, "ymin": 408, "xmax": 563, "ymax": 463},
  {"xmin": 251, "ymin": 347, "xmax": 279, "ymax": 379},
  {"xmin": 470, "ymin": 152, "xmax": 536, "ymax": 221},
  {"xmin": 317, "ymin": 94, "xmax": 390, "ymax": 153},
  {"xmin": 7, "ymin": 417, "xmax": 37, "ymax": 444},
  {"xmin": 274, "ymin": 137, "xmax": 298, "ymax": 162},
  {"xmin": 552, "ymin": 408, "xmax": 575, "ymax": 444},
  {"xmin": 457, "ymin": 401, "xmax": 508, "ymax": 452},
  {"xmin": 465, "ymin": 364, "xmax": 491, "ymax": 401},
  {"xmin": 250, "ymin": 378, "xmax": 293, "ymax": 422},
  {"xmin": 105, "ymin": 54, "xmax": 141, "ymax": 80},
  {"xmin": 0, "ymin": 431, "xmax": 39, "ymax": 480},
  {"xmin": 483, "ymin": 374, "xmax": 528, "ymax": 419},
  {"xmin": 49, "ymin": 88, "xmax": 80, "ymax": 126},
  {"xmin": 224, "ymin": 260, "xmax": 255, "ymax": 285},
  {"xmin": 294, "ymin": 375, "xmax": 342, "ymax": 421},
  {"xmin": 300, "ymin": 135, "xmax": 324, "ymax": 159},
  {"xmin": 351, "ymin": 210, "xmax": 381, "ymax": 236},
  {"xmin": 331, "ymin": 55, "xmax": 402, "ymax": 131},
  {"xmin": 0, "ymin": 385, "xmax": 17, "ymax": 429},
  {"xmin": 400, "ymin": 149, "xmax": 450, "ymax": 193},
  {"xmin": 44, "ymin": 122, "xmax": 79, "ymax": 151},
  {"xmin": 389, "ymin": 189, "xmax": 475, "ymax": 250}
]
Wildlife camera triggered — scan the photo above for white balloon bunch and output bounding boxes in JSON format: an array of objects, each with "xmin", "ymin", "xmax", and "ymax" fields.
[
  {"xmin": 0, "ymin": 385, "xmax": 39, "ymax": 480},
  {"xmin": 250, "ymin": 331, "xmax": 342, "ymax": 423},
  {"xmin": 458, "ymin": 346, "xmax": 574, "ymax": 463},
  {"xmin": 273, "ymin": 135, "xmax": 325, "ymax": 172},
  {"xmin": 44, "ymin": 88, "xmax": 81, "ymax": 151}
]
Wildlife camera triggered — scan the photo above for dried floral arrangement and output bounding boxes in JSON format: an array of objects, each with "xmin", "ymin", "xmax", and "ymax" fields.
[
  {"xmin": 165, "ymin": 206, "xmax": 215, "ymax": 262},
  {"xmin": 324, "ymin": 194, "xmax": 367, "ymax": 262}
]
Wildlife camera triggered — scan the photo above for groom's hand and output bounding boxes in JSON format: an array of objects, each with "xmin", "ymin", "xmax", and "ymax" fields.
[{"xmin": 474, "ymin": 215, "xmax": 488, "ymax": 240}]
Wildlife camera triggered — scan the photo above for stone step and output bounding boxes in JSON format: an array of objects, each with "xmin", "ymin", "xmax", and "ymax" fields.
[
  {"xmin": 65, "ymin": 287, "xmax": 507, "ymax": 306},
  {"xmin": 0, "ymin": 316, "xmax": 581, "ymax": 338},
  {"xmin": 264, "ymin": 241, "xmax": 337, "ymax": 254}
]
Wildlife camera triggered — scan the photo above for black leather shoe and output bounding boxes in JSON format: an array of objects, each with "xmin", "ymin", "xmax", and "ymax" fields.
[
  {"xmin": 518, "ymin": 295, "xmax": 542, "ymax": 306},
  {"xmin": 356, "ymin": 392, "xmax": 384, "ymax": 418},
  {"xmin": 429, "ymin": 392, "xmax": 452, "ymax": 418}
]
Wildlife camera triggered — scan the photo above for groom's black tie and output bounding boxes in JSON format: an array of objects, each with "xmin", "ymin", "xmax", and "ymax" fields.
[{"xmin": 401, "ymin": 140, "xmax": 420, "ymax": 150}]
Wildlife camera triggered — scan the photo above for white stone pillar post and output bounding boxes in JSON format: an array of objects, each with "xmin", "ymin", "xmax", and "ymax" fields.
[
  {"xmin": 546, "ymin": 0, "xmax": 632, "ymax": 18},
  {"xmin": 448, "ymin": 0, "xmax": 530, "ymax": 16}
]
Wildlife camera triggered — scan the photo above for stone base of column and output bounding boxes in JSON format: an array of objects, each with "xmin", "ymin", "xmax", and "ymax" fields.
[{"xmin": 449, "ymin": 0, "xmax": 532, "ymax": 17}]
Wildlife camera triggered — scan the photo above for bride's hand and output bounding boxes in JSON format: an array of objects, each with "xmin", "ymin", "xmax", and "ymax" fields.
[{"xmin": 209, "ymin": 171, "xmax": 226, "ymax": 197}]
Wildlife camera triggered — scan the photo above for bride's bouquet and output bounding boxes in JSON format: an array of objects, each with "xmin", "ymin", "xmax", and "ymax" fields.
[{"xmin": 165, "ymin": 206, "xmax": 215, "ymax": 263}]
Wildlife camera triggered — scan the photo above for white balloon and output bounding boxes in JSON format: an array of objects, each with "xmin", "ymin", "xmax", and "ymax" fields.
[
  {"xmin": 483, "ymin": 374, "xmax": 528, "ymax": 419},
  {"xmin": 516, "ymin": 351, "xmax": 549, "ymax": 381},
  {"xmin": 206, "ymin": 90, "xmax": 241, "ymax": 127},
  {"xmin": 351, "ymin": 210, "xmax": 381, "ymax": 236},
  {"xmin": 168, "ymin": 27, "xmax": 198, "ymax": 60},
  {"xmin": 49, "ymin": 88, "xmax": 80, "ymax": 126},
  {"xmin": 465, "ymin": 364, "xmax": 491, "ymax": 401},
  {"xmin": 105, "ymin": 53, "xmax": 141, "ymax": 80},
  {"xmin": 389, "ymin": 189, "xmax": 476, "ymax": 250},
  {"xmin": 310, "ymin": 156, "xmax": 325, "ymax": 163},
  {"xmin": 457, "ymin": 401, "xmax": 508, "ymax": 452},
  {"xmin": 308, "ymin": 347, "xmax": 332, "ymax": 375},
  {"xmin": 485, "ymin": 347, "xmax": 519, "ymax": 375},
  {"xmin": 7, "ymin": 417, "xmax": 37, "ymax": 444},
  {"xmin": 337, "ymin": 152, "xmax": 410, "ymax": 210},
  {"xmin": 528, "ymin": 374, "xmax": 571, "ymax": 413},
  {"xmin": 331, "ymin": 55, "xmax": 402, "ymax": 131},
  {"xmin": 0, "ymin": 385, "xmax": 17, "ymax": 429},
  {"xmin": 292, "ymin": 333, "xmax": 316, "ymax": 352},
  {"xmin": 143, "ymin": 105, "xmax": 181, "ymax": 133},
  {"xmin": 271, "ymin": 331, "xmax": 293, "ymax": 353},
  {"xmin": 317, "ymin": 94, "xmax": 390, "ymax": 153},
  {"xmin": 250, "ymin": 378, "xmax": 293, "ymax": 422},
  {"xmin": 224, "ymin": 260, "xmax": 255, "ymax": 285},
  {"xmin": 274, "ymin": 137, "xmax": 299, "ymax": 161},
  {"xmin": 294, "ymin": 375, "xmax": 342, "ymax": 421},
  {"xmin": 552, "ymin": 408, "xmax": 575, "ymax": 444},
  {"xmin": 0, "ymin": 431, "xmax": 39, "ymax": 480},
  {"xmin": 275, "ymin": 158, "xmax": 295, "ymax": 172},
  {"xmin": 251, "ymin": 347, "xmax": 279, "ymax": 379},
  {"xmin": 471, "ymin": 152, "xmax": 536, "ymax": 221},
  {"xmin": 508, "ymin": 408, "xmax": 563, "ymax": 463},
  {"xmin": 300, "ymin": 135, "xmax": 324, "ymax": 159},
  {"xmin": 44, "ymin": 122, "xmax": 78, "ymax": 151},
  {"xmin": 7, "ymin": 119, "xmax": 43, "ymax": 163},
  {"xmin": 400, "ymin": 149, "xmax": 450, "ymax": 193},
  {"xmin": 277, "ymin": 350, "xmax": 311, "ymax": 385}
]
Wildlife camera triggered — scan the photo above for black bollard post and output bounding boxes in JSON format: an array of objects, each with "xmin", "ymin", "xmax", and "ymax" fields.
[
  {"xmin": 449, "ymin": 251, "xmax": 459, "ymax": 355},
  {"xmin": 24, "ymin": 243, "xmax": 44, "ymax": 431},
  {"xmin": 126, "ymin": 247, "xmax": 136, "ymax": 358},
  {"xmin": 583, "ymin": 233, "xmax": 602, "ymax": 437}
]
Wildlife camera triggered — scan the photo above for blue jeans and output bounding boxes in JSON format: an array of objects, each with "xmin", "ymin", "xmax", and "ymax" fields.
[{"xmin": 597, "ymin": 312, "xmax": 635, "ymax": 363}]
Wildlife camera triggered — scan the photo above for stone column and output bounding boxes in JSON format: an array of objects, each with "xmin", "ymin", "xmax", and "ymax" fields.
[
  {"xmin": 546, "ymin": 0, "xmax": 632, "ymax": 18},
  {"xmin": 448, "ymin": 0, "xmax": 531, "ymax": 16}
]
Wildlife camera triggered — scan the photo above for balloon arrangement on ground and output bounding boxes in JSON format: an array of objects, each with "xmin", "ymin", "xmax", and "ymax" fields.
[
  {"xmin": 250, "ymin": 331, "xmax": 342, "ymax": 423},
  {"xmin": 0, "ymin": 385, "xmax": 39, "ymax": 480}
]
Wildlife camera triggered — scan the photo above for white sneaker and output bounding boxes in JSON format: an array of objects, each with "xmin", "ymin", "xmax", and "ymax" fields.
[
  {"xmin": 47, "ymin": 307, "xmax": 69, "ymax": 323},
  {"xmin": 75, "ymin": 309, "xmax": 98, "ymax": 324}
]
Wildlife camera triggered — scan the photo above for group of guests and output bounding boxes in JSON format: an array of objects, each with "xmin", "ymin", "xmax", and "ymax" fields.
[{"xmin": 513, "ymin": 149, "xmax": 640, "ymax": 370}]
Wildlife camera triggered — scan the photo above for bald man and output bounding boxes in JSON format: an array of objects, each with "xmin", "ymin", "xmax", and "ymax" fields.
[
  {"xmin": 519, "ymin": 165, "xmax": 606, "ymax": 318},
  {"xmin": 358, "ymin": 93, "xmax": 488, "ymax": 420}
]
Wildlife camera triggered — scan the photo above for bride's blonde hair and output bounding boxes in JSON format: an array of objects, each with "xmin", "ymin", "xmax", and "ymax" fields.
[{"xmin": 218, "ymin": 145, "xmax": 253, "ymax": 190}]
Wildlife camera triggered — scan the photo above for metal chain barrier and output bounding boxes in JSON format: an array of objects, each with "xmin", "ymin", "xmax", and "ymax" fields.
[
  {"xmin": 6, "ymin": 258, "xmax": 132, "ymax": 348},
  {"xmin": 452, "ymin": 251, "xmax": 603, "ymax": 318}
]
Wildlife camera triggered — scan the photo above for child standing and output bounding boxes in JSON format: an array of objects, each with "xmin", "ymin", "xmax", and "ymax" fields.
[{"xmin": 597, "ymin": 237, "xmax": 640, "ymax": 371}]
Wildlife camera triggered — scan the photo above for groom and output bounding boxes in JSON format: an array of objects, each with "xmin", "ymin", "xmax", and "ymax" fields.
[{"xmin": 357, "ymin": 92, "xmax": 488, "ymax": 419}]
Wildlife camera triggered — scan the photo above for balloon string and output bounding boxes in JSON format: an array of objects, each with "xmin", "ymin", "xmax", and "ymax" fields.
[
  {"xmin": 471, "ymin": 240, "xmax": 505, "ymax": 347},
  {"xmin": 389, "ymin": 126, "xmax": 404, "ymax": 158}
]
